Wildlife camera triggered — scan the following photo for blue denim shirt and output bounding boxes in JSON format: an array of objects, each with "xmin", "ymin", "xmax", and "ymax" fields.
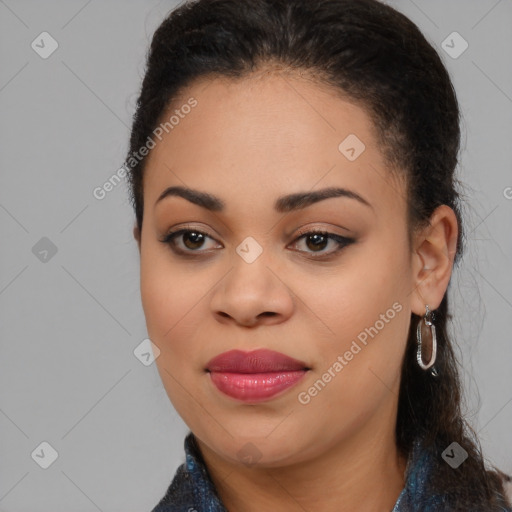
[{"xmin": 151, "ymin": 432, "xmax": 511, "ymax": 512}]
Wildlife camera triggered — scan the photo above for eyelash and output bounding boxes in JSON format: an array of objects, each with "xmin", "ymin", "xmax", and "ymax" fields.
[{"xmin": 159, "ymin": 225, "xmax": 355, "ymax": 260}]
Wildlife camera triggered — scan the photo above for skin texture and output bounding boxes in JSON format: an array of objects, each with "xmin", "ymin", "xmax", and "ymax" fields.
[{"xmin": 133, "ymin": 68, "xmax": 458, "ymax": 512}]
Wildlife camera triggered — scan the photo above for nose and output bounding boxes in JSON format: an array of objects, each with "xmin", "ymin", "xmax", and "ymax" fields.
[{"xmin": 209, "ymin": 254, "xmax": 295, "ymax": 328}]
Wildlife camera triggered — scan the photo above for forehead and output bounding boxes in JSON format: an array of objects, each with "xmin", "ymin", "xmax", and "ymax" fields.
[{"xmin": 143, "ymin": 72, "xmax": 406, "ymax": 219}]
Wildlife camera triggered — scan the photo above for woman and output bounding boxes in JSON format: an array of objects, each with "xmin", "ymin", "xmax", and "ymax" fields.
[{"xmin": 125, "ymin": 0, "xmax": 512, "ymax": 510}]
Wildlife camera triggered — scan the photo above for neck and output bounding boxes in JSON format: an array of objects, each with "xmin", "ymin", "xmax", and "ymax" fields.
[{"xmin": 196, "ymin": 403, "xmax": 408, "ymax": 512}]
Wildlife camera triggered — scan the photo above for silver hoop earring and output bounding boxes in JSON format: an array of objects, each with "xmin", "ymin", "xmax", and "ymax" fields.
[{"xmin": 416, "ymin": 304, "xmax": 437, "ymax": 374}]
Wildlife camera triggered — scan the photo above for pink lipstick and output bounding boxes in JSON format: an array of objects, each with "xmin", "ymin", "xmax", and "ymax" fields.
[{"xmin": 206, "ymin": 349, "xmax": 310, "ymax": 403}]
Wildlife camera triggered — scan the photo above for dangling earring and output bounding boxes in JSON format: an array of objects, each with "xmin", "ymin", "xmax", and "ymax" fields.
[{"xmin": 416, "ymin": 304, "xmax": 438, "ymax": 376}]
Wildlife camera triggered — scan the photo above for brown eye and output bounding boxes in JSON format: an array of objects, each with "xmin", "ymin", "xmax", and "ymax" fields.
[
  {"xmin": 304, "ymin": 233, "xmax": 329, "ymax": 252},
  {"xmin": 160, "ymin": 227, "xmax": 355, "ymax": 260},
  {"xmin": 182, "ymin": 231, "xmax": 206, "ymax": 250},
  {"xmin": 290, "ymin": 230, "xmax": 355, "ymax": 258},
  {"xmin": 160, "ymin": 228, "xmax": 222, "ymax": 255}
]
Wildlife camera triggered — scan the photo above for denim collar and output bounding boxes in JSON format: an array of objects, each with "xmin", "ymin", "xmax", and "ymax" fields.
[
  {"xmin": 151, "ymin": 432, "xmax": 508, "ymax": 512},
  {"xmin": 152, "ymin": 432, "xmax": 227, "ymax": 512}
]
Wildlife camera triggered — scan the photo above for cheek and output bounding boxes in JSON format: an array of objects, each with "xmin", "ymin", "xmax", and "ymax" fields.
[
  {"xmin": 139, "ymin": 246, "xmax": 204, "ymax": 356},
  {"xmin": 294, "ymin": 287, "xmax": 409, "ymax": 445},
  {"xmin": 312, "ymin": 243, "xmax": 410, "ymax": 335},
  {"xmin": 139, "ymin": 254, "xmax": 210, "ymax": 420},
  {"xmin": 305, "ymin": 240, "xmax": 411, "ymax": 389}
]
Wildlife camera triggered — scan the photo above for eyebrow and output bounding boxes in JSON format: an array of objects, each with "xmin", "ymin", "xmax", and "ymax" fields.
[{"xmin": 155, "ymin": 185, "xmax": 373, "ymax": 213}]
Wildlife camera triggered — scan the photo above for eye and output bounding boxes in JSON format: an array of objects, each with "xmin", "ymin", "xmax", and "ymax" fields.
[
  {"xmin": 160, "ymin": 227, "xmax": 222, "ymax": 255},
  {"xmin": 289, "ymin": 230, "xmax": 355, "ymax": 258},
  {"xmin": 159, "ymin": 226, "xmax": 355, "ymax": 259}
]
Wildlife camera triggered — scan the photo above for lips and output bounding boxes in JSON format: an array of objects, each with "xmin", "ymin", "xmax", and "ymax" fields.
[
  {"xmin": 206, "ymin": 349, "xmax": 309, "ymax": 373},
  {"xmin": 206, "ymin": 349, "xmax": 310, "ymax": 402}
]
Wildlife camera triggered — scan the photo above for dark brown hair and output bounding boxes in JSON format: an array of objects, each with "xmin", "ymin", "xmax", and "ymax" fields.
[{"xmin": 125, "ymin": 0, "xmax": 510, "ymax": 508}]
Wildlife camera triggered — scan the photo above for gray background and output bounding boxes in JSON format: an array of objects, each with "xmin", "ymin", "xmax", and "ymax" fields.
[{"xmin": 0, "ymin": 0, "xmax": 511, "ymax": 510}]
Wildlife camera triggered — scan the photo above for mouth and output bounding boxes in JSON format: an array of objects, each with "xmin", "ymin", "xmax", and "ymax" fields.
[{"xmin": 205, "ymin": 349, "xmax": 311, "ymax": 403}]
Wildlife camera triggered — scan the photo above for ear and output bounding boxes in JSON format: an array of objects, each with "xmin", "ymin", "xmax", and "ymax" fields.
[
  {"xmin": 133, "ymin": 224, "xmax": 141, "ymax": 253},
  {"xmin": 410, "ymin": 205, "xmax": 459, "ymax": 316}
]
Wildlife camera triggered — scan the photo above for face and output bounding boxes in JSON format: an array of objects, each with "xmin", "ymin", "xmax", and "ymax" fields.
[{"xmin": 136, "ymin": 70, "xmax": 416, "ymax": 468}]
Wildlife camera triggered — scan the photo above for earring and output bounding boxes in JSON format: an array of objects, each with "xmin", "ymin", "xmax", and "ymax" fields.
[{"xmin": 416, "ymin": 304, "xmax": 438, "ymax": 375}]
